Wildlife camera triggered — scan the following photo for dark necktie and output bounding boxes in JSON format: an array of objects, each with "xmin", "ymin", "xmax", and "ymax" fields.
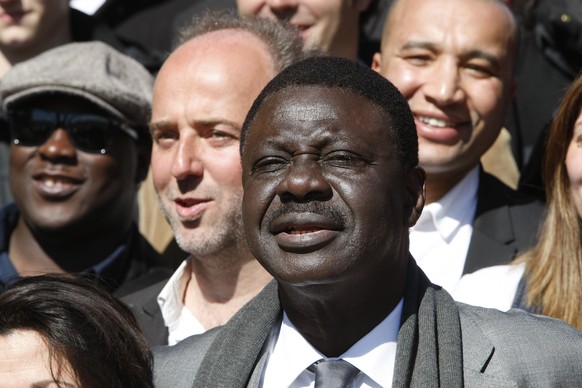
[{"xmin": 310, "ymin": 359, "xmax": 360, "ymax": 387}]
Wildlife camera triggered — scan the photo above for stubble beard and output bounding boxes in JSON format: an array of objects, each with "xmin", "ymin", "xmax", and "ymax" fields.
[{"xmin": 157, "ymin": 191, "xmax": 248, "ymax": 260}]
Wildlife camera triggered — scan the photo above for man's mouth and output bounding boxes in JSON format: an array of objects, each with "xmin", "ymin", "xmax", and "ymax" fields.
[
  {"xmin": 173, "ymin": 197, "xmax": 211, "ymax": 221},
  {"xmin": 282, "ymin": 225, "xmax": 325, "ymax": 235},
  {"xmin": 33, "ymin": 174, "xmax": 82, "ymax": 199},
  {"xmin": 417, "ymin": 116, "xmax": 451, "ymax": 128},
  {"xmin": 270, "ymin": 212, "xmax": 343, "ymax": 253}
]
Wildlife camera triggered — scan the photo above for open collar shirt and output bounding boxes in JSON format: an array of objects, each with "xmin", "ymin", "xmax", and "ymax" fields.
[
  {"xmin": 409, "ymin": 167, "xmax": 479, "ymax": 293},
  {"xmin": 157, "ymin": 258, "xmax": 205, "ymax": 345}
]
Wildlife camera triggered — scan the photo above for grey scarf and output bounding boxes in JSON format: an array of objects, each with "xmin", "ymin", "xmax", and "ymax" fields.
[
  {"xmin": 392, "ymin": 259, "xmax": 464, "ymax": 387},
  {"xmin": 193, "ymin": 259, "xmax": 463, "ymax": 387}
]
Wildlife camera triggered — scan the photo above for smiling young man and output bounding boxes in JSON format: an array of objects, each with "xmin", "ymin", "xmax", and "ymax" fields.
[
  {"xmin": 153, "ymin": 56, "xmax": 582, "ymax": 388},
  {"xmin": 372, "ymin": 0, "xmax": 545, "ymax": 292},
  {"xmin": 0, "ymin": 41, "xmax": 169, "ymax": 296}
]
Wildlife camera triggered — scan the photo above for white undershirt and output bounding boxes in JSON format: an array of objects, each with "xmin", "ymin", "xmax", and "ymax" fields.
[
  {"xmin": 157, "ymin": 258, "xmax": 205, "ymax": 345},
  {"xmin": 261, "ymin": 299, "xmax": 403, "ymax": 388},
  {"xmin": 452, "ymin": 263, "xmax": 525, "ymax": 311},
  {"xmin": 70, "ymin": 0, "xmax": 106, "ymax": 15},
  {"xmin": 410, "ymin": 167, "xmax": 479, "ymax": 293}
]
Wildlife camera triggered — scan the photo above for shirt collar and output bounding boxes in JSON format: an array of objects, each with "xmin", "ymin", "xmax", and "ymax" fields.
[
  {"xmin": 414, "ymin": 166, "xmax": 479, "ymax": 241},
  {"xmin": 265, "ymin": 299, "xmax": 403, "ymax": 387},
  {"xmin": 158, "ymin": 258, "xmax": 190, "ymax": 328}
]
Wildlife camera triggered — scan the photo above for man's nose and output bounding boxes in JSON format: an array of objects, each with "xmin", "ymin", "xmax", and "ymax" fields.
[
  {"xmin": 170, "ymin": 137, "xmax": 204, "ymax": 180},
  {"xmin": 276, "ymin": 157, "xmax": 332, "ymax": 202},
  {"xmin": 37, "ymin": 128, "xmax": 77, "ymax": 161},
  {"xmin": 423, "ymin": 59, "xmax": 466, "ymax": 106}
]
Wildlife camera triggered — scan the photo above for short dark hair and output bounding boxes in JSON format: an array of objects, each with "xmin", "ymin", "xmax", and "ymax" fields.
[
  {"xmin": 241, "ymin": 56, "xmax": 418, "ymax": 171},
  {"xmin": 175, "ymin": 9, "xmax": 305, "ymax": 73},
  {"xmin": 0, "ymin": 275, "xmax": 153, "ymax": 388}
]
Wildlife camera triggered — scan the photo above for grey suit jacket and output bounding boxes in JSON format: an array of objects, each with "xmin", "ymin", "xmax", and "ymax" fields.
[
  {"xmin": 123, "ymin": 279, "xmax": 169, "ymax": 346},
  {"xmin": 463, "ymin": 170, "xmax": 545, "ymax": 275},
  {"xmin": 153, "ymin": 281, "xmax": 582, "ymax": 387}
]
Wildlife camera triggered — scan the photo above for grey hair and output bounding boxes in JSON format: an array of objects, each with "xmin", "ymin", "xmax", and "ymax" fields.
[{"xmin": 174, "ymin": 9, "xmax": 307, "ymax": 72}]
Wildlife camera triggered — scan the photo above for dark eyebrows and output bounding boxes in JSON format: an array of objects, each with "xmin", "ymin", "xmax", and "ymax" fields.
[
  {"xmin": 463, "ymin": 49, "xmax": 501, "ymax": 72},
  {"xmin": 149, "ymin": 119, "xmax": 174, "ymax": 136},
  {"xmin": 149, "ymin": 118, "xmax": 242, "ymax": 135},
  {"xmin": 399, "ymin": 40, "xmax": 438, "ymax": 52}
]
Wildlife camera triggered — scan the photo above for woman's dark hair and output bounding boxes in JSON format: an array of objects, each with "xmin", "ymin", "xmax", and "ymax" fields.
[{"xmin": 0, "ymin": 275, "xmax": 153, "ymax": 387}]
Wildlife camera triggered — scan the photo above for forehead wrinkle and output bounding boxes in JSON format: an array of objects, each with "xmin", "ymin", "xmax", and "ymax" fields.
[{"xmin": 274, "ymin": 102, "xmax": 339, "ymax": 122}]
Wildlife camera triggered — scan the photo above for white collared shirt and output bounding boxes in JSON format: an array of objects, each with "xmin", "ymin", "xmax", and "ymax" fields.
[
  {"xmin": 453, "ymin": 263, "xmax": 525, "ymax": 311},
  {"xmin": 261, "ymin": 299, "xmax": 403, "ymax": 388},
  {"xmin": 410, "ymin": 167, "xmax": 479, "ymax": 293},
  {"xmin": 157, "ymin": 258, "xmax": 205, "ymax": 345}
]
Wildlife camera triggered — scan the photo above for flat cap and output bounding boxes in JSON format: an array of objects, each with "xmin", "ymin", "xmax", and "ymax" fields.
[{"xmin": 0, "ymin": 41, "xmax": 154, "ymax": 129}]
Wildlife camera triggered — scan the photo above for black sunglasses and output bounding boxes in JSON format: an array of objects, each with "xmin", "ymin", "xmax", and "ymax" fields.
[{"xmin": 7, "ymin": 108, "xmax": 139, "ymax": 155}]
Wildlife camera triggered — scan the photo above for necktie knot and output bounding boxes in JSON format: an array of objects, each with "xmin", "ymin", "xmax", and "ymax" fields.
[{"xmin": 310, "ymin": 359, "xmax": 360, "ymax": 388}]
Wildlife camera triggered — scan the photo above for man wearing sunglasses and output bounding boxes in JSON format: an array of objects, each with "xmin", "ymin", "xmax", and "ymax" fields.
[{"xmin": 0, "ymin": 41, "xmax": 171, "ymax": 296}]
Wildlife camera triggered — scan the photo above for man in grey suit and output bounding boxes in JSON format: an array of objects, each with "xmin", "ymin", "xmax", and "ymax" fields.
[
  {"xmin": 153, "ymin": 56, "xmax": 582, "ymax": 387},
  {"xmin": 372, "ymin": 0, "xmax": 545, "ymax": 293}
]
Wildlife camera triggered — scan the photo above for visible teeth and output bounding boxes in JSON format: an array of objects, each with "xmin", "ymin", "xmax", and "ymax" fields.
[
  {"xmin": 42, "ymin": 177, "xmax": 72, "ymax": 186},
  {"xmin": 419, "ymin": 116, "xmax": 449, "ymax": 128}
]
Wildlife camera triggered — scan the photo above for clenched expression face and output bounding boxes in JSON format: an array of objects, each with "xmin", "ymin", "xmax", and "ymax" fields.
[{"xmin": 242, "ymin": 85, "xmax": 423, "ymax": 286}]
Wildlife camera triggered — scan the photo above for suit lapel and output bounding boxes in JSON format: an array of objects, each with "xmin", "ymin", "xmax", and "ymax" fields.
[
  {"xmin": 463, "ymin": 170, "xmax": 517, "ymax": 275},
  {"xmin": 458, "ymin": 306, "xmax": 517, "ymax": 387}
]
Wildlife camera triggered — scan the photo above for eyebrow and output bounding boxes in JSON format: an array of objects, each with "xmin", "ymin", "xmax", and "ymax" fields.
[
  {"xmin": 400, "ymin": 41, "xmax": 501, "ymax": 71},
  {"xmin": 149, "ymin": 118, "xmax": 242, "ymax": 134}
]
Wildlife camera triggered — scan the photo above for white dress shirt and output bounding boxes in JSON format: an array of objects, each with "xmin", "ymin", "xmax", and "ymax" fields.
[
  {"xmin": 410, "ymin": 167, "xmax": 479, "ymax": 293},
  {"xmin": 70, "ymin": 0, "xmax": 106, "ymax": 15},
  {"xmin": 261, "ymin": 299, "xmax": 403, "ymax": 388},
  {"xmin": 453, "ymin": 263, "xmax": 525, "ymax": 311},
  {"xmin": 157, "ymin": 258, "xmax": 205, "ymax": 345}
]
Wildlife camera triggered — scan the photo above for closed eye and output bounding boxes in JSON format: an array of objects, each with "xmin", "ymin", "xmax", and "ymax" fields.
[
  {"xmin": 321, "ymin": 151, "xmax": 369, "ymax": 168},
  {"xmin": 252, "ymin": 156, "xmax": 289, "ymax": 174}
]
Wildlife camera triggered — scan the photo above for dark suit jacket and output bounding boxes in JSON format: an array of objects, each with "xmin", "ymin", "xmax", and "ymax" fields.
[
  {"xmin": 463, "ymin": 170, "xmax": 545, "ymax": 275},
  {"xmin": 123, "ymin": 279, "xmax": 169, "ymax": 346},
  {"xmin": 153, "ymin": 281, "xmax": 582, "ymax": 387}
]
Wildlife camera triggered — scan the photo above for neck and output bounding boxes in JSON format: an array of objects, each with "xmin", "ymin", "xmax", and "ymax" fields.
[
  {"xmin": 184, "ymin": 252, "xmax": 272, "ymax": 330},
  {"xmin": 424, "ymin": 168, "xmax": 474, "ymax": 204},
  {"xmin": 280, "ymin": 256, "xmax": 408, "ymax": 357},
  {"xmin": 9, "ymin": 218, "xmax": 130, "ymax": 275}
]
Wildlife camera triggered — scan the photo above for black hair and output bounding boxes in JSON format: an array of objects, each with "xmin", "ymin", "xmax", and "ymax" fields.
[
  {"xmin": 0, "ymin": 275, "xmax": 153, "ymax": 388},
  {"xmin": 240, "ymin": 56, "xmax": 418, "ymax": 171}
]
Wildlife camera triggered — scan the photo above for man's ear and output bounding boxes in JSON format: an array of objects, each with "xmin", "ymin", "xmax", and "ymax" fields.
[
  {"xmin": 371, "ymin": 52, "xmax": 382, "ymax": 73},
  {"xmin": 404, "ymin": 166, "xmax": 425, "ymax": 227}
]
